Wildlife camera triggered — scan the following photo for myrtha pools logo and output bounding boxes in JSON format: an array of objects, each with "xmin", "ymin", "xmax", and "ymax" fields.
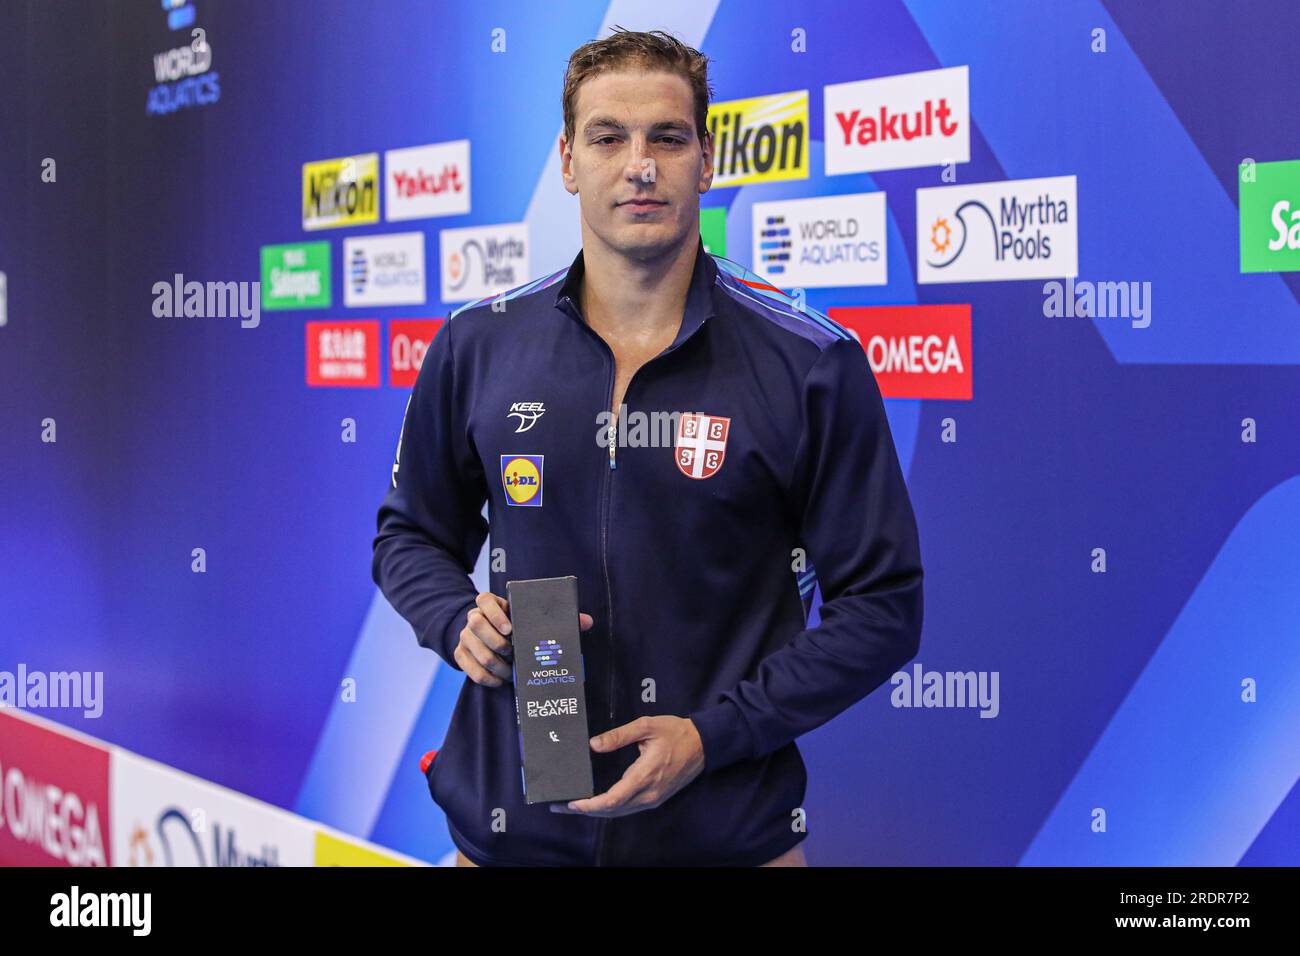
[
  {"xmin": 916, "ymin": 176, "xmax": 1079, "ymax": 284},
  {"xmin": 135, "ymin": 808, "xmax": 279, "ymax": 867}
]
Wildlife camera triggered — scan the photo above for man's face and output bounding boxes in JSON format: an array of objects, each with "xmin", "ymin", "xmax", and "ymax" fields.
[{"xmin": 561, "ymin": 68, "xmax": 714, "ymax": 261}]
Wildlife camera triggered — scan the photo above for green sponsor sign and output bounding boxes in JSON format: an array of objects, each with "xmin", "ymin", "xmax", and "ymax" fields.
[
  {"xmin": 1240, "ymin": 159, "xmax": 1300, "ymax": 273},
  {"xmin": 700, "ymin": 206, "xmax": 727, "ymax": 257},
  {"xmin": 261, "ymin": 241, "xmax": 332, "ymax": 309}
]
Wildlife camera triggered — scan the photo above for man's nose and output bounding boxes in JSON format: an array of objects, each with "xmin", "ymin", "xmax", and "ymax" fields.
[{"xmin": 624, "ymin": 137, "xmax": 653, "ymax": 180}]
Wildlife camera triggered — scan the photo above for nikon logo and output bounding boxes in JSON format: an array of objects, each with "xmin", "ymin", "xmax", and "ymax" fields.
[
  {"xmin": 708, "ymin": 90, "xmax": 809, "ymax": 188},
  {"xmin": 302, "ymin": 154, "xmax": 380, "ymax": 231}
]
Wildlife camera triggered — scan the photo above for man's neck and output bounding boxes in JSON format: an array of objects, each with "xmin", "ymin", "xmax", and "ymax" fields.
[{"xmin": 577, "ymin": 232, "xmax": 698, "ymax": 342}]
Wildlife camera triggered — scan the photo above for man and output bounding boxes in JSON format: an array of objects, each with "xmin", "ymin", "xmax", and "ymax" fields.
[{"xmin": 372, "ymin": 28, "xmax": 923, "ymax": 867}]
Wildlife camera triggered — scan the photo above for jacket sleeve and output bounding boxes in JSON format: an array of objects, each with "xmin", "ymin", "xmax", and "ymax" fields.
[
  {"xmin": 687, "ymin": 335, "xmax": 924, "ymax": 772},
  {"xmin": 371, "ymin": 318, "xmax": 487, "ymax": 669}
]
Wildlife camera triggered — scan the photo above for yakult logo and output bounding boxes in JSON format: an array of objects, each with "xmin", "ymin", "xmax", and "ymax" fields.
[
  {"xmin": 385, "ymin": 141, "xmax": 472, "ymax": 222},
  {"xmin": 830, "ymin": 305, "xmax": 972, "ymax": 400},
  {"xmin": 825, "ymin": 66, "xmax": 969, "ymax": 175}
]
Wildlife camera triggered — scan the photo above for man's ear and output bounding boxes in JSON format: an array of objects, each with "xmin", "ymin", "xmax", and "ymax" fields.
[
  {"xmin": 560, "ymin": 134, "xmax": 579, "ymax": 196},
  {"xmin": 698, "ymin": 130, "xmax": 715, "ymax": 194}
]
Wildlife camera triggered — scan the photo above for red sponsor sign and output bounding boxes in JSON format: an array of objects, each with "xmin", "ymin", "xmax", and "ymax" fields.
[
  {"xmin": 388, "ymin": 319, "xmax": 444, "ymax": 387},
  {"xmin": 0, "ymin": 712, "xmax": 111, "ymax": 866},
  {"xmin": 829, "ymin": 304, "xmax": 972, "ymax": 400},
  {"xmin": 307, "ymin": 320, "xmax": 380, "ymax": 387}
]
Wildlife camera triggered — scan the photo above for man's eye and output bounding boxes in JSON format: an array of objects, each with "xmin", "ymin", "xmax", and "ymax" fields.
[
  {"xmin": 595, "ymin": 136, "xmax": 618, "ymax": 145},
  {"xmin": 659, "ymin": 137, "xmax": 685, "ymax": 145}
]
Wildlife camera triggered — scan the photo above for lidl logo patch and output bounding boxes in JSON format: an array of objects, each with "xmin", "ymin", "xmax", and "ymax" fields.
[{"xmin": 501, "ymin": 455, "xmax": 544, "ymax": 507}]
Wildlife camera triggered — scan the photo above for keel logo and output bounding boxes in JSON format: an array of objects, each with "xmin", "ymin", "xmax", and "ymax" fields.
[
  {"xmin": 752, "ymin": 192, "xmax": 886, "ymax": 287},
  {"xmin": 501, "ymin": 455, "xmax": 543, "ymax": 507},
  {"xmin": 917, "ymin": 176, "xmax": 1078, "ymax": 283},
  {"xmin": 825, "ymin": 66, "xmax": 969, "ymax": 174},
  {"xmin": 708, "ymin": 90, "xmax": 809, "ymax": 188},
  {"xmin": 830, "ymin": 304, "xmax": 972, "ymax": 400},
  {"xmin": 385, "ymin": 141, "xmax": 471, "ymax": 221},
  {"xmin": 1240, "ymin": 159, "xmax": 1300, "ymax": 273},
  {"xmin": 303, "ymin": 154, "xmax": 380, "ymax": 230},
  {"xmin": 260, "ymin": 242, "xmax": 330, "ymax": 310},
  {"xmin": 508, "ymin": 401, "xmax": 546, "ymax": 433}
]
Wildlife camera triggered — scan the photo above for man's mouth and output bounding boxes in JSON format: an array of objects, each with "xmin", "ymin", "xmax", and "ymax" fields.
[{"xmin": 621, "ymin": 199, "xmax": 666, "ymax": 207}]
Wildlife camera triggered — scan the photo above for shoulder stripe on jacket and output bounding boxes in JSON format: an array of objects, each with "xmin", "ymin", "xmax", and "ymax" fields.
[
  {"xmin": 711, "ymin": 255, "xmax": 853, "ymax": 346},
  {"xmin": 447, "ymin": 265, "xmax": 570, "ymax": 320}
]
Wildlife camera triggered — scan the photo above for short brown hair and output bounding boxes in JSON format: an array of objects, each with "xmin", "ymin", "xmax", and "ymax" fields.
[{"xmin": 562, "ymin": 26, "xmax": 713, "ymax": 148}]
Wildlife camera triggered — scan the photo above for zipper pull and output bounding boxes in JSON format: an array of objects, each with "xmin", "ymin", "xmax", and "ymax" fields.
[{"xmin": 608, "ymin": 423, "xmax": 617, "ymax": 470}]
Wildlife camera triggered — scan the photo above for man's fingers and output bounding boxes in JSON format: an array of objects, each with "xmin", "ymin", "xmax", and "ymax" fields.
[
  {"xmin": 579, "ymin": 612, "xmax": 593, "ymax": 631},
  {"xmin": 567, "ymin": 762, "xmax": 654, "ymax": 814},
  {"xmin": 466, "ymin": 607, "xmax": 513, "ymax": 658},
  {"xmin": 468, "ymin": 633, "xmax": 513, "ymax": 681},
  {"xmin": 592, "ymin": 716, "xmax": 654, "ymax": 752},
  {"xmin": 475, "ymin": 591, "xmax": 513, "ymax": 637},
  {"xmin": 459, "ymin": 622, "xmax": 513, "ymax": 683},
  {"xmin": 454, "ymin": 642, "xmax": 504, "ymax": 687}
]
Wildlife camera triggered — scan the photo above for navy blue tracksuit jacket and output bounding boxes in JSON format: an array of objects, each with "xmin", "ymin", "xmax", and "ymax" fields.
[{"xmin": 372, "ymin": 236, "xmax": 923, "ymax": 866}]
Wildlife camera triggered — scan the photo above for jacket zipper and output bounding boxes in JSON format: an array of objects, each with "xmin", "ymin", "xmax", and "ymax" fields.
[
  {"xmin": 594, "ymin": 355, "xmax": 617, "ymax": 867},
  {"xmin": 577, "ymin": 296, "xmax": 694, "ymax": 866}
]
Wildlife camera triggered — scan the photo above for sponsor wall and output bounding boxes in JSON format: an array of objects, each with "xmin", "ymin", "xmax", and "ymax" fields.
[
  {"xmin": 0, "ymin": 710, "xmax": 421, "ymax": 867},
  {"xmin": 0, "ymin": 0, "xmax": 1297, "ymax": 866}
]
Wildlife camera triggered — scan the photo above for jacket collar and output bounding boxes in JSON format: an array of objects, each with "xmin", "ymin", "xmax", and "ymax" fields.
[{"xmin": 554, "ymin": 235, "xmax": 717, "ymax": 355}]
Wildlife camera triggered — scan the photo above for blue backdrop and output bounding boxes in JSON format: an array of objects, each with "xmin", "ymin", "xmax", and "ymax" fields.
[{"xmin": 1, "ymin": 0, "xmax": 1297, "ymax": 866}]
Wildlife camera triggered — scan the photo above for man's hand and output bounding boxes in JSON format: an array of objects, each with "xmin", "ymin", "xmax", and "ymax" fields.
[
  {"xmin": 550, "ymin": 716, "xmax": 706, "ymax": 817},
  {"xmin": 455, "ymin": 591, "xmax": 594, "ymax": 687}
]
